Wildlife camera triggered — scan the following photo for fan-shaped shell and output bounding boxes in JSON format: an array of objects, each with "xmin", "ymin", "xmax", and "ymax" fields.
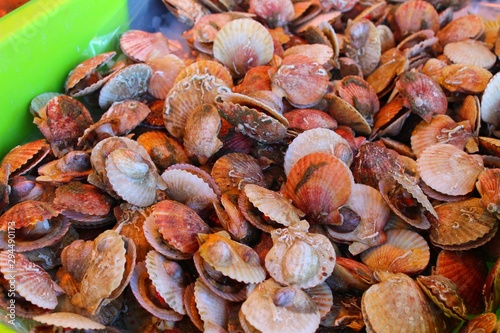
[
  {"xmin": 213, "ymin": 18, "xmax": 273, "ymax": 77},
  {"xmin": 211, "ymin": 153, "xmax": 266, "ymax": 194},
  {"xmin": 136, "ymin": 131, "xmax": 189, "ymax": 171},
  {"xmin": 394, "ymin": 0, "xmax": 439, "ymax": 37},
  {"xmin": 477, "ymin": 168, "xmax": 500, "ymax": 215},
  {"xmin": 146, "ymin": 54, "xmax": 186, "ymax": 99},
  {"xmin": 98, "ymin": 64, "xmax": 152, "ymax": 110},
  {"xmin": 417, "ymin": 144, "xmax": 484, "ymax": 196},
  {"xmin": 325, "ymin": 93, "xmax": 372, "ymax": 136},
  {"xmin": 250, "ymin": 0, "xmax": 295, "ymax": 28},
  {"xmin": 481, "ymin": 71, "xmax": 500, "ymax": 132},
  {"xmin": 416, "ymin": 275, "xmax": 467, "ymax": 320},
  {"xmin": 64, "ymin": 51, "xmax": 115, "ymax": 95},
  {"xmin": 336, "ymin": 75, "xmax": 380, "ymax": 126},
  {"xmin": 33, "ymin": 312, "xmax": 106, "ymax": 330},
  {"xmin": 429, "ymin": 198, "xmax": 498, "ymax": 250},
  {"xmin": 444, "ymin": 39, "xmax": 496, "ymax": 69},
  {"xmin": 120, "ymin": 30, "xmax": 170, "ymax": 62},
  {"xmin": 440, "ymin": 64, "xmax": 492, "ymax": 93},
  {"xmin": 284, "ymin": 128, "xmax": 353, "ymax": 176},
  {"xmin": 284, "ymin": 109, "xmax": 337, "ymax": 132},
  {"xmin": 437, "ymin": 14, "xmax": 484, "ymax": 46},
  {"xmin": 0, "ymin": 251, "xmax": 57, "ymax": 310},
  {"xmin": 344, "ymin": 18, "xmax": 381, "ymax": 76},
  {"xmin": 360, "ymin": 228, "xmax": 430, "ymax": 275},
  {"xmin": 285, "ymin": 152, "xmax": 354, "ymax": 225},
  {"xmin": 175, "ymin": 60, "xmax": 234, "ymax": 88},
  {"xmin": 241, "ymin": 279, "xmax": 321, "ymax": 333},
  {"xmin": 265, "ymin": 224, "xmax": 336, "ymax": 289},
  {"xmin": 198, "ymin": 232, "xmax": 266, "ymax": 284},
  {"xmin": 194, "ymin": 278, "xmax": 230, "ymax": 330}
]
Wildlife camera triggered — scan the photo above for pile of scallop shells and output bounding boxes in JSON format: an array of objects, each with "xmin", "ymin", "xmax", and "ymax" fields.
[{"xmin": 2, "ymin": 0, "xmax": 500, "ymax": 331}]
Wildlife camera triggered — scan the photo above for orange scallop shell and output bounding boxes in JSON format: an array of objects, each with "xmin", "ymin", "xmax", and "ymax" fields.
[{"xmin": 120, "ymin": 30, "xmax": 170, "ymax": 62}]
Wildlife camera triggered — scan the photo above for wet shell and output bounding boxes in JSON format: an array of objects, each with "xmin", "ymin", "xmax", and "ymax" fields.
[
  {"xmin": 160, "ymin": 168, "xmax": 218, "ymax": 214},
  {"xmin": 304, "ymin": 282, "xmax": 333, "ymax": 320},
  {"xmin": 394, "ymin": 0, "xmax": 440, "ymax": 37},
  {"xmin": 271, "ymin": 54, "xmax": 329, "ymax": 108},
  {"xmin": 98, "ymin": 63, "xmax": 152, "ymax": 110},
  {"xmin": 476, "ymin": 168, "xmax": 500, "ymax": 215},
  {"xmin": 249, "ymin": 0, "xmax": 295, "ymax": 28},
  {"xmin": 325, "ymin": 183, "xmax": 390, "ymax": 256},
  {"xmin": 344, "ymin": 18, "xmax": 381, "ymax": 76},
  {"xmin": 211, "ymin": 153, "xmax": 266, "ymax": 194},
  {"xmin": 336, "ymin": 76, "xmax": 380, "ymax": 126},
  {"xmin": 437, "ymin": 14, "xmax": 484, "ymax": 46},
  {"xmin": 175, "ymin": 60, "xmax": 234, "ymax": 88},
  {"xmin": 396, "ymin": 70, "xmax": 448, "ymax": 123},
  {"xmin": 417, "ymin": 144, "xmax": 484, "ymax": 196},
  {"xmin": 325, "ymin": 93, "xmax": 372, "ymax": 136},
  {"xmin": 459, "ymin": 312, "xmax": 497, "ymax": 333},
  {"xmin": 284, "ymin": 128, "xmax": 353, "ymax": 176},
  {"xmin": 241, "ymin": 279, "xmax": 321, "ymax": 333},
  {"xmin": 429, "ymin": 198, "xmax": 498, "ymax": 250},
  {"xmin": 0, "ymin": 200, "xmax": 61, "ymax": 232},
  {"xmin": 1, "ymin": 139, "xmax": 50, "ymax": 176},
  {"xmin": 145, "ymin": 250, "xmax": 186, "ymax": 315},
  {"xmin": 198, "ymin": 232, "xmax": 266, "ymax": 284},
  {"xmin": 33, "ymin": 312, "xmax": 106, "ymax": 330},
  {"xmin": 136, "ymin": 130, "xmax": 189, "ymax": 171},
  {"xmin": 105, "ymin": 147, "xmax": 159, "ymax": 207},
  {"xmin": 435, "ymin": 250, "xmax": 487, "ymax": 314},
  {"xmin": 194, "ymin": 278, "xmax": 230, "ymax": 330},
  {"xmin": 37, "ymin": 150, "xmax": 92, "ymax": 183},
  {"xmin": 457, "ymin": 95, "xmax": 481, "ymax": 134},
  {"xmin": 265, "ymin": 223, "xmax": 336, "ymax": 289},
  {"xmin": 120, "ymin": 30, "xmax": 170, "ymax": 62},
  {"xmin": 411, "ymin": 115, "xmax": 472, "ymax": 158},
  {"xmin": 282, "ymin": 44, "xmax": 334, "ymax": 68},
  {"xmin": 65, "ymin": 51, "xmax": 116, "ymax": 96},
  {"xmin": 360, "ymin": 228, "xmax": 430, "ymax": 275},
  {"xmin": 54, "ymin": 181, "xmax": 112, "ymax": 220},
  {"xmin": 440, "ymin": 64, "xmax": 493, "ymax": 93},
  {"xmin": 416, "ymin": 275, "xmax": 467, "ymax": 320},
  {"xmin": 0, "ymin": 251, "xmax": 57, "ymax": 310},
  {"xmin": 284, "ymin": 109, "xmax": 337, "ymax": 132},
  {"xmin": 444, "ymin": 39, "xmax": 497, "ymax": 69},
  {"xmin": 285, "ymin": 152, "xmax": 354, "ymax": 225},
  {"xmin": 147, "ymin": 54, "xmax": 186, "ymax": 99},
  {"xmin": 152, "ymin": 200, "xmax": 211, "ymax": 254},
  {"xmin": 164, "ymin": 73, "xmax": 231, "ymax": 139},
  {"xmin": 143, "ymin": 214, "xmax": 192, "ymax": 260},
  {"xmin": 213, "ymin": 18, "xmax": 274, "ymax": 77},
  {"xmin": 291, "ymin": 0, "xmax": 323, "ymax": 27},
  {"xmin": 362, "ymin": 272, "xmax": 442, "ymax": 333},
  {"xmin": 366, "ymin": 49, "xmax": 407, "ymax": 97},
  {"xmin": 129, "ymin": 261, "xmax": 184, "ymax": 321},
  {"xmin": 481, "ymin": 71, "xmax": 500, "ymax": 133}
]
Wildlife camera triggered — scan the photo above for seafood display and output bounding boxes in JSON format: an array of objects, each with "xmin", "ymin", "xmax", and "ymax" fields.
[{"xmin": 2, "ymin": 0, "xmax": 500, "ymax": 332}]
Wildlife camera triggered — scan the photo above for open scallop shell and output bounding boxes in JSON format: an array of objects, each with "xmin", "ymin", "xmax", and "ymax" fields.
[
  {"xmin": 394, "ymin": 0, "xmax": 439, "ymax": 37},
  {"xmin": 213, "ymin": 18, "xmax": 274, "ymax": 77},
  {"xmin": 241, "ymin": 279, "xmax": 321, "ymax": 333},
  {"xmin": 325, "ymin": 93, "xmax": 372, "ymax": 136},
  {"xmin": 304, "ymin": 282, "xmax": 333, "ymax": 320},
  {"xmin": 285, "ymin": 152, "xmax": 354, "ymax": 225},
  {"xmin": 194, "ymin": 278, "xmax": 230, "ymax": 330},
  {"xmin": 136, "ymin": 130, "xmax": 189, "ymax": 171},
  {"xmin": 476, "ymin": 168, "xmax": 500, "ymax": 215},
  {"xmin": 417, "ymin": 143, "xmax": 484, "ymax": 196},
  {"xmin": 429, "ymin": 198, "xmax": 498, "ymax": 250},
  {"xmin": 265, "ymin": 223, "xmax": 336, "ymax": 289},
  {"xmin": 344, "ymin": 18, "xmax": 381, "ymax": 76},
  {"xmin": 120, "ymin": 30, "xmax": 170, "ymax": 62},
  {"xmin": 143, "ymin": 214, "xmax": 192, "ymax": 260},
  {"xmin": 33, "ymin": 312, "xmax": 106, "ymax": 330},
  {"xmin": 211, "ymin": 153, "xmax": 266, "ymax": 194},
  {"xmin": 416, "ymin": 275, "xmax": 467, "ymax": 320},
  {"xmin": 284, "ymin": 128, "xmax": 353, "ymax": 176},
  {"xmin": 444, "ymin": 39, "xmax": 496, "ymax": 69},
  {"xmin": 336, "ymin": 75, "xmax": 380, "ymax": 126},
  {"xmin": 360, "ymin": 228, "xmax": 430, "ymax": 275},
  {"xmin": 481, "ymin": 71, "xmax": 500, "ymax": 134},
  {"xmin": 175, "ymin": 60, "xmax": 234, "ymax": 88}
]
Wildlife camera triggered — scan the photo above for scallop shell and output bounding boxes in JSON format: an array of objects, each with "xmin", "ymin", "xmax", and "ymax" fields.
[
  {"xmin": 291, "ymin": 0, "xmax": 323, "ymax": 27},
  {"xmin": 481, "ymin": 71, "xmax": 500, "ymax": 133},
  {"xmin": 33, "ymin": 312, "xmax": 106, "ymax": 330},
  {"xmin": 325, "ymin": 93, "xmax": 372, "ymax": 136},
  {"xmin": 250, "ymin": 0, "xmax": 295, "ymax": 28},
  {"xmin": 270, "ymin": 54, "xmax": 329, "ymax": 108},
  {"xmin": 160, "ymin": 168, "xmax": 218, "ymax": 214},
  {"xmin": 429, "ymin": 198, "xmax": 498, "ymax": 250},
  {"xmin": 336, "ymin": 75, "xmax": 380, "ymax": 126},
  {"xmin": 304, "ymin": 282, "xmax": 333, "ymax": 320},
  {"xmin": 476, "ymin": 168, "xmax": 500, "ymax": 214},
  {"xmin": 65, "ymin": 51, "xmax": 116, "ymax": 95},
  {"xmin": 105, "ymin": 147, "xmax": 159, "ymax": 207},
  {"xmin": 284, "ymin": 109, "xmax": 337, "ymax": 132},
  {"xmin": 325, "ymin": 183, "xmax": 390, "ymax": 256},
  {"xmin": 184, "ymin": 282, "xmax": 204, "ymax": 331},
  {"xmin": 285, "ymin": 152, "xmax": 354, "ymax": 225},
  {"xmin": 411, "ymin": 115, "xmax": 472, "ymax": 158},
  {"xmin": 183, "ymin": 103, "xmax": 223, "ymax": 164},
  {"xmin": 146, "ymin": 54, "xmax": 186, "ymax": 99},
  {"xmin": 241, "ymin": 279, "xmax": 321, "ymax": 333},
  {"xmin": 211, "ymin": 153, "xmax": 266, "ymax": 194},
  {"xmin": 120, "ymin": 30, "xmax": 170, "ymax": 62},
  {"xmin": 444, "ymin": 39, "xmax": 496, "ymax": 69},
  {"xmin": 435, "ymin": 250, "xmax": 487, "ymax": 314},
  {"xmin": 396, "ymin": 70, "xmax": 448, "ymax": 123},
  {"xmin": 0, "ymin": 251, "xmax": 57, "ymax": 310},
  {"xmin": 459, "ymin": 312, "xmax": 497, "ymax": 333},
  {"xmin": 344, "ymin": 18, "xmax": 381, "ymax": 76},
  {"xmin": 417, "ymin": 143, "xmax": 484, "ymax": 196},
  {"xmin": 213, "ymin": 18, "xmax": 273, "ymax": 77},
  {"xmin": 360, "ymin": 228, "xmax": 430, "ymax": 275},
  {"xmin": 1, "ymin": 139, "xmax": 49, "ymax": 176},
  {"xmin": 284, "ymin": 128, "xmax": 353, "ymax": 176},
  {"xmin": 98, "ymin": 63, "xmax": 152, "ymax": 110},
  {"xmin": 198, "ymin": 231, "xmax": 265, "ymax": 284},
  {"xmin": 143, "ymin": 214, "xmax": 192, "ymax": 260},
  {"xmin": 152, "ymin": 200, "xmax": 210, "ymax": 254},
  {"xmin": 145, "ymin": 250, "xmax": 186, "ymax": 315},
  {"xmin": 36, "ymin": 150, "xmax": 92, "ymax": 183},
  {"xmin": 265, "ymin": 224, "xmax": 336, "ymax": 288},
  {"xmin": 136, "ymin": 130, "xmax": 189, "ymax": 171},
  {"xmin": 164, "ymin": 73, "xmax": 231, "ymax": 139},
  {"xmin": 129, "ymin": 261, "xmax": 184, "ymax": 321},
  {"xmin": 194, "ymin": 278, "xmax": 230, "ymax": 330},
  {"xmin": 457, "ymin": 95, "xmax": 481, "ymax": 134},
  {"xmin": 0, "ymin": 200, "xmax": 61, "ymax": 231},
  {"xmin": 233, "ymin": 65, "xmax": 272, "ymax": 95},
  {"xmin": 30, "ymin": 92, "xmax": 63, "ymax": 118},
  {"xmin": 394, "ymin": 0, "xmax": 439, "ymax": 37},
  {"xmin": 142, "ymin": 99, "xmax": 166, "ymax": 128},
  {"xmin": 437, "ymin": 14, "xmax": 484, "ymax": 46},
  {"xmin": 175, "ymin": 60, "xmax": 234, "ymax": 88},
  {"xmin": 416, "ymin": 275, "xmax": 467, "ymax": 320},
  {"xmin": 366, "ymin": 49, "xmax": 408, "ymax": 97},
  {"xmin": 362, "ymin": 272, "xmax": 443, "ymax": 333},
  {"xmin": 283, "ymin": 44, "xmax": 334, "ymax": 68},
  {"xmin": 440, "ymin": 64, "xmax": 492, "ymax": 94},
  {"xmin": 326, "ymin": 257, "xmax": 376, "ymax": 293}
]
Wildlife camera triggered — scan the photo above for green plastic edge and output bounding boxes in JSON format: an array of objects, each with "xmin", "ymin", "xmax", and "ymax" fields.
[
  {"xmin": 0, "ymin": 0, "xmax": 130, "ymax": 159},
  {"xmin": 0, "ymin": 0, "xmax": 128, "ymax": 330}
]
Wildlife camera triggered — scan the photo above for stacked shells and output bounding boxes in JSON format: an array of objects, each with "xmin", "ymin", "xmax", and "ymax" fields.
[{"xmin": 2, "ymin": 0, "xmax": 500, "ymax": 332}]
